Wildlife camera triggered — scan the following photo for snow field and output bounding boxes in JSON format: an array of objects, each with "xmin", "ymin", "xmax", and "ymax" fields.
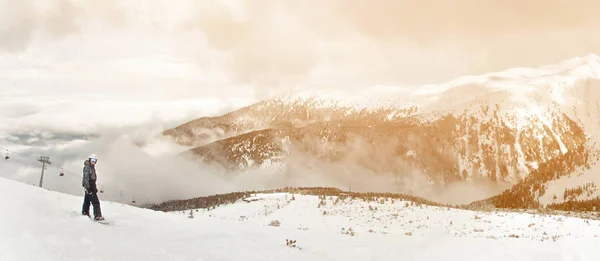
[
  {"xmin": 187, "ymin": 193, "xmax": 600, "ymax": 242},
  {"xmin": 2, "ymin": 177, "xmax": 600, "ymax": 261}
]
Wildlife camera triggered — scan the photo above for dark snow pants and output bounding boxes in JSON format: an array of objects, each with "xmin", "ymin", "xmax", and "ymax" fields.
[{"xmin": 82, "ymin": 192, "xmax": 102, "ymax": 218}]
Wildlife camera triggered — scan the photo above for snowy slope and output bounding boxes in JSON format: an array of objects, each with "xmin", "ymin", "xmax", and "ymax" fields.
[
  {"xmin": 2, "ymin": 177, "xmax": 600, "ymax": 260},
  {"xmin": 190, "ymin": 192, "xmax": 600, "ymax": 242},
  {"xmin": 419, "ymin": 54, "xmax": 600, "ymax": 151},
  {"xmin": 4, "ymin": 177, "xmax": 600, "ymax": 261},
  {"xmin": 418, "ymin": 53, "xmax": 600, "ymax": 113}
]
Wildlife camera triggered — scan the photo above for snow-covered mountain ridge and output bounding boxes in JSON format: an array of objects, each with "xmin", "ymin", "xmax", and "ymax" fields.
[
  {"xmin": 165, "ymin": 53, "xmax": 600, "ymax": 149},
  {"xmin": 167, "ymin": 54, "xmax": 600, "ymax": 204},
  {"xmin": 3, "ymin": 176, "xmax": 600, "ymax": 260},
  {"xmin": 163, "ymin": 94, "xmax": 419, "ymax": 147}
]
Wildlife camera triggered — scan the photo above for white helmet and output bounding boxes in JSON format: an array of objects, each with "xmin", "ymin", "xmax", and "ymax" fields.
[{"xmin": 89, "ymin": 154, "xmax": 97, "ymax": 161}]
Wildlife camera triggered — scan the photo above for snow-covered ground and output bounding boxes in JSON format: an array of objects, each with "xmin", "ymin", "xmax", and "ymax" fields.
[
  {"xmin": 2, "ymin": 177, "xmax": 600, "ymax": 261},
  {"xmin": 190, "ymin": 193, "xmax": 600, "ymax": 241}
]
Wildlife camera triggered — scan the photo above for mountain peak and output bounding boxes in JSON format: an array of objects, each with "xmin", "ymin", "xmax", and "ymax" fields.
[
  {"xmin": 550, "ymin": 53, "xmax": 600, "ymax": 79},
  {"xmin": 583, "ymin": 53, "xmax": 600, "ymax": 65},
  {"xmin": 583, "ymin": 53, "xmax": 600, "ymax": 75},
  {"xmin": 272, "ymin": 85, "xmax": 416, "ymax": 111},
  {"xmin": 263, "ymin": 54, "xmax": 600, "ymax": 113}
]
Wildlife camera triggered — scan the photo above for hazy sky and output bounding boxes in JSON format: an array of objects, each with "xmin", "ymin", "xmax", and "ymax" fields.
[
  {"xmin": 1, "ymin": 0, "xmax": 599, "ymax": 204},
  {"xmin": 2, "ymin": 0, "xmax": 600, "ymax": 99}
]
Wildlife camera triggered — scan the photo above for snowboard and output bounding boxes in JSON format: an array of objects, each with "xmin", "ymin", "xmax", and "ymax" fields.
[
  {"xmin": 70, "ymin": 211, "xmax": 114, "ymax": 225},
  {"xmin": 92, "ymin": 218, "xmax": 114, "ymax": 226}
]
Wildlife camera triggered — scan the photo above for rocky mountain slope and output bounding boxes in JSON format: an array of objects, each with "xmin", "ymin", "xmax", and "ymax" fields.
[
  {"xmin": 166, "ymin": 54, "xmax": 600, "ymax": 206},
  {"xmin": 162, "ymin": 95, "xmax": 418, "ymax": 147}
]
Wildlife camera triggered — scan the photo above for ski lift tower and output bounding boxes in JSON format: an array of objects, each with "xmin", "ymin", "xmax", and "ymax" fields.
[{"xmin": 38, "ymin": 156, "xmax": 51, "ymax": 188}]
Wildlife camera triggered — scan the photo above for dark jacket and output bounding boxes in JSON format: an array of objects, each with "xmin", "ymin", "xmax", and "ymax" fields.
[{"xmin": 82, "ymin": 160, "xmax": 97, "ymax": 193}]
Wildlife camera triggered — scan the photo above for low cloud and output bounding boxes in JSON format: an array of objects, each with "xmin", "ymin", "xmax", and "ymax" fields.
[
  {"xmin": 176, "ymin": 131, "xmax": 512, "ymax": 205},
  {"xmin": 0, "ymin": 93, "xmax": 241, "ymax": 205},
  {"xmin": 0, "ymin": 115, "xmax": 510, "ymax": 206},
  {"xmin": 0, "ymin": 95, "xmax": 239, "ymax": 137}
]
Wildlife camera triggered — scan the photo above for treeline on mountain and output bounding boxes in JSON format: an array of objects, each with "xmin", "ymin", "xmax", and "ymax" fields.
[
  {"xmin": 466, "ymin": 144, "xmax": 591, "ymax": 210},
  {"xmin": 148, "ymin": 186, "xmax": 446, "ymax": 212},
  {"xmin": 563, "ymin": 182, "xmax": 597, "ymax": 201},
  {"xmin": 546, "ymin": 196, "xmax": 600, "ymax": 212},
  {"xmin": 542, "ymin": 182, "xmax": 600, "ymax": 211}
]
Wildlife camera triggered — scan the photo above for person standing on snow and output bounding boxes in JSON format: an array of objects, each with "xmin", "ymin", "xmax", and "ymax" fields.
[{"xmin": 82, "ymin": 154, "xmax": 104, "ymax": 221}]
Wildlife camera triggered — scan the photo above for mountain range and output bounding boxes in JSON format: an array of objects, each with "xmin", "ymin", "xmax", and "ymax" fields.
[{"xmin": 163, "ymin": 54, "xmax": 600, "ymax": 208}]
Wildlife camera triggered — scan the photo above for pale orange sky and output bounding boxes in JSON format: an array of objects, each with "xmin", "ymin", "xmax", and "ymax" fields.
[{"xmin": 1, "ymin": 0, "xmax": 599, "ymax": 97}]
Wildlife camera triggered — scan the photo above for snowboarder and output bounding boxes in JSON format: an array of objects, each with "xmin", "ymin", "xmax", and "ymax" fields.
[{"xmin": 82, "ymin": 154, "xmax": 104, "ymax": 221}]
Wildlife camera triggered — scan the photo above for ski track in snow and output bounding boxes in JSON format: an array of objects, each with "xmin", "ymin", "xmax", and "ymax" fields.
[{"xmin": 2, "ymin": 177, "xmax": 600, "ymax": 261}]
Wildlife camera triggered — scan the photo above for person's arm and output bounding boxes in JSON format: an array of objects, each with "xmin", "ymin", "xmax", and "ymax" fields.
[{"xmin": 82, "ymin": 165, "xmax": 91, "ymax": 193}]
